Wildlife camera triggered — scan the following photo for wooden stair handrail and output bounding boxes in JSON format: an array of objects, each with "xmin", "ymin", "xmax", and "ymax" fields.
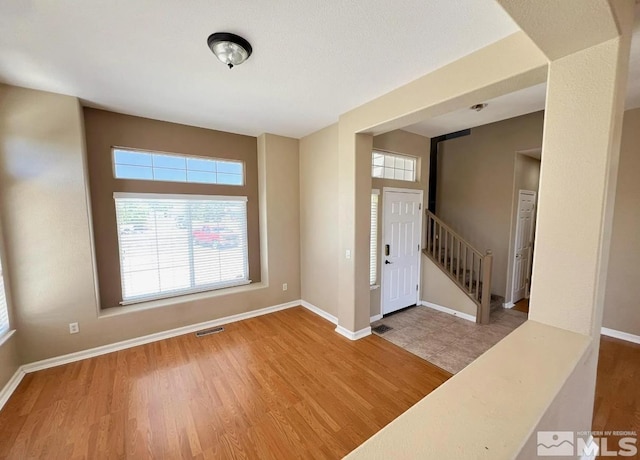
[
  {"xmin": 425, "ymin": 211, "xmax": 483, "ymax": 259},
  {"xmin": 424, "ymin": 210, "xmax": 493, "ymax": 325}
]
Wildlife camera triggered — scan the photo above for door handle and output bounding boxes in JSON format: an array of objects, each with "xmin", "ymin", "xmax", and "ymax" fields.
[{"xmin": 385, "ymin": 260, "xmax": 392, "ymax": 264}]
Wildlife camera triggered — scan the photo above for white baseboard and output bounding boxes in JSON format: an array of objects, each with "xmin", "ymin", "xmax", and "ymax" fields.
[
  {"xmin": 21, "ymin": 299, "xmax": 301, "ymax": 374},
  {"xmin": 0, "ymin": 297, "xmax": 370, "ymax": 411},
  {"xmin": 301, "ymin": 301, "xmax": 374, "ymax": 340},
  {"xmin": 601, "ymin": 327, "xmax": 640, "ymax": 345},
  {"xmin": 370, "ymin": 314, "xmax": 383, "ymax": 322},
  {"xmin": 300, "ymin": 301, "xmax": 338, "ymax": 324},
  {"xmin": 419, "ymin": 300, "xmax": 477, "ymax": 323},
  {"xmin": 580, "ymin": 435, "xmax": 598, "ymax": 460},
  {"xmin": 0, "ymin": 367, "xmax": 26, "ymax": 412},
  {"xmin": 503, "ymin": 302, "xmax": 515, "ymax": 309},
  {"xmin": 335, "ymin": 325, "xmax": 372, "ymax": 340}
]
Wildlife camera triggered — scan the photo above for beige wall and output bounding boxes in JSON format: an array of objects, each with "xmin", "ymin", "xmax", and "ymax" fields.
[
  {"xmin": 437, "ymin": 111, "xmax": 544, "ymax": 298},
  {"xmin": 0, "ymin": 334, "xmax": 19, "ymax": 391},
  {"xmin": 336, "ymin": 31, "xmax": 547, "ymax": 334},
  {"xmin": 370, "ymin": 129, "xmax": 430, "ymax": 317},
  {"xmin": 83, "ymin": 108, "xmax": 261, "ymax": 308},
  {"xmin": 421, "ymin": 254, "xmax": 477, "ymax": 318},
  {"xmin": 604, "ymin": 108, "xmax": 640, "ymax": 336},
  {"xmin": 299, "ymin": 124, "xmax": 340, "ymax": 318},
  {"xmin": 514, "ymin": 153, "xmax": 541, "ymax": 194},
  {"xmin": 343, "ymin": 0, "xmax": 632, "ymax": 455},
  {"xmin": 0, "ymin": 84, "xmax": 300, "ymax": 363}
]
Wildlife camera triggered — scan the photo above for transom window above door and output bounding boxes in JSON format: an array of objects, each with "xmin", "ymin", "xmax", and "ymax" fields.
[{"xmin": 371, "ymin": 151, "xmax": 416, "ymax": 182}]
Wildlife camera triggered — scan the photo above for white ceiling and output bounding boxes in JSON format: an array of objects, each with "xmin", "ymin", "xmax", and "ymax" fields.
[
  {"xmin": 403, "ymin": 83, "xmax": 547, "ymax": 138},
  {"xmin": 405, "ymin": 10, "xmax": 640, "ymax": 138},
  {"xmin": 1, "ymin": 2, "xmax": 639, "ymax": 140},
  {"xmin": 0, "ymin": 0, "xmax": 520, "ymax": 138}
]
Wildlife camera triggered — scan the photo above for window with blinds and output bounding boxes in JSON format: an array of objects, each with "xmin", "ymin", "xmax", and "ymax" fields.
[
  {"xmin": 370, "ymin": 191, "xmax": 379, "ymax": 286},
  {"xmin": 114, "ymin": 193, "xmax": 249, "ymax": 304},
  {"xmin": 0, "ymin": 258, "xmax": 9, "ymax": 336}
]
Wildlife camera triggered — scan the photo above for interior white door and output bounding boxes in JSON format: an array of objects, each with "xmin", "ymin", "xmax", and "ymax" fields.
[
  {"xmin": 381, "ymin": 189, "xmax": 423, "ymax": 315},
  {"xmin": 512, "ymin": 190, "xmax": 537, "ymax": 303}
]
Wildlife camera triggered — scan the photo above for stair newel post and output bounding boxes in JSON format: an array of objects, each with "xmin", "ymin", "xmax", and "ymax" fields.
[{"xmin": 479, "ymin": 250, "xmax": 493, "ymax": 325}]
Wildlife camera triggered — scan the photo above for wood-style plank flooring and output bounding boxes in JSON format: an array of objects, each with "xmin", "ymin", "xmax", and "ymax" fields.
[
  {"xmin": 512, "ymin": 298, "xmax": 529, "ymax": 314},
  {"xmin": 0, "ymin": 307, "xmax": 451, "ymax": 459},
  {"xmin": 593, "ymin": 336, "xmax": 640, "ymax": 439}
]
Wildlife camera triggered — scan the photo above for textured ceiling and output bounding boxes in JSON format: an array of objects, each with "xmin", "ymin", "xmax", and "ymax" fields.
[
  {"xmin": 0, "ymin": 0, "xmax": 520, "ymax": 138},
  {"xmin": 403, "ymin": 83, "xmax": 547, "ymax": 138},
  {"xmin": 1, "ymin": 1, "xmax": 638, "ymax": 139},
  {"xmin": 405, "ymin": 10, "xmax": 640, "ymax": 138}
]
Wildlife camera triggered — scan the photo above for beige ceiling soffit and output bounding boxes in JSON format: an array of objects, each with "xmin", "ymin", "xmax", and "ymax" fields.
[
  {"xmin": 340, "ymin": 31, "xmax": 547, "ymax": 135},
  {"xmin": 496, "ymin": 0, "xmax": 622, "ymax": 61}
]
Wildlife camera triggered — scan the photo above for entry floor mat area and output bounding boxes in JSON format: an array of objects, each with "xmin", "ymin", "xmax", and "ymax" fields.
[{"xmin": 372, "ymin": 324, "xmax": 393, "ymax": 335}]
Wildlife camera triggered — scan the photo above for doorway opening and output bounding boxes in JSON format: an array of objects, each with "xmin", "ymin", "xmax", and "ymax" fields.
[{"xmin": 506, "ymin": 149, "xmax": 542, "ymax": 313}]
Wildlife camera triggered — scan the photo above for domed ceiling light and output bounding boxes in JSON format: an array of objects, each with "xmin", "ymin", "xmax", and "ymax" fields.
[{"xmin": 207, "ymin": 32, "xmax": 253, "ymax": 69}]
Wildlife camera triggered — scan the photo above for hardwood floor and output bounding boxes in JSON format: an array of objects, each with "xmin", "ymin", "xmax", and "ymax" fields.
[
  {"xmin": 512, "ymin": 298, "xmax": 529, "ymax": 313},
  {"xmin": 0, "ymin": 307, "xmax": 451, "ymax": 459},
  {"xmin": 2, "ymin": 309, "xmax": 637, "ymax": 459},
  {"xmin": 593, "ymin": 336, "xmax": 640, "ymax": 439}
]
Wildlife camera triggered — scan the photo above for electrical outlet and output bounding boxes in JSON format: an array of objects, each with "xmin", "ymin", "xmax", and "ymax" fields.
[
  {"xmin": 69, "ymin": 322, "xmax": 79, "ymax": 334},
  {"xmin": 282, "ymin": 283, "xmax": 288, "ymax": 291},
  {"xmin": 345, "ymin": 249, "xmax": 351, "ymax": 259}
]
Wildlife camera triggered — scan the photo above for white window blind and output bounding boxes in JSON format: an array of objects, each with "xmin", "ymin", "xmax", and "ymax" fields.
[
  {"xmin": 370, "ymin": 191, "xmax": 379, "ymax": 286},
  {"xmin": 372, "ymin": 151, "xmax": 417, "ymax": 182},
  {"xmin": 0, "ymin": 260, "xmax": 9, "ymax": 336},
  {"xmin": 114, "ymin": 193, "xmax": 249, "ymax": 304}
]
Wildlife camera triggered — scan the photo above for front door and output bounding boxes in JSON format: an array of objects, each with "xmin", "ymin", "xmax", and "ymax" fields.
[
  {"xmin": 512, "ymin": 190, "xmax": 537, "ymax": 302},
  {"xmin": 381, "ymin": 189, "xmax": 423, "ymax": 315}
]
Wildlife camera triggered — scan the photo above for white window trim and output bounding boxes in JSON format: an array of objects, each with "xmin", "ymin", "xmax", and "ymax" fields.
[
  {"xmin": 114, "ymin": 192, "xmax": 250, "ymax": 305},
  {"xmin": 113, "ymin": 192, "xmax": 248, "ymax": 202},
  {"xmin": 120, "ymin": 280, "xmax": 252, "ymax": 306},
  {"xmin": 371, "ymin": 150, "xmax": 417, "ymax": 182},
  {"xmin": 112, "ymin": 146, "xmax": 245, "ymax": 186},
  {"xmin": 0, "ymin": 234, "xmax": 11, "ymax": 340}
]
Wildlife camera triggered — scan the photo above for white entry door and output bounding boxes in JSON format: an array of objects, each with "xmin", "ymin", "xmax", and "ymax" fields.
[
  {"xmin": 381, "ymin": 189, "xmax": 423, "ymax": 315},
  {"xmin": 512, "ymin": 190, "xmax": 537, "ymax": 302}
]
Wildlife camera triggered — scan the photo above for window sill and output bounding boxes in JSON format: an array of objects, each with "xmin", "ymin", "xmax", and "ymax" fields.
[
  {"xmin": 370, "ymin": 284, "xmax": 380, "ymax": 291},
  {"xmin": 99, "ymin": 281, "xmax": 266, "ymax": 318},
  {"xmin": 0, "ymin": 329, "xmax": 16, "ymax": 348},
  {"xmin": 120, "ymin": 280, "xmax": 251, "ymax": 306}
]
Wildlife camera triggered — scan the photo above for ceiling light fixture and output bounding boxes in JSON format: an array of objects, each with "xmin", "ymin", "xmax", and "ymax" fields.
[
  {"xmin": 207, "ymin": 32, "xmax": 252, "ymax": 69},
  {"xmin": 470, "ymin": 103, "xmax": 488, "ymax": 112}
]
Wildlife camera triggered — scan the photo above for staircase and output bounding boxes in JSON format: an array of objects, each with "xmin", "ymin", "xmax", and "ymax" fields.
[{"xmin": 424, "ymin": 210, "xmax": 494, "ymax": 325}]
